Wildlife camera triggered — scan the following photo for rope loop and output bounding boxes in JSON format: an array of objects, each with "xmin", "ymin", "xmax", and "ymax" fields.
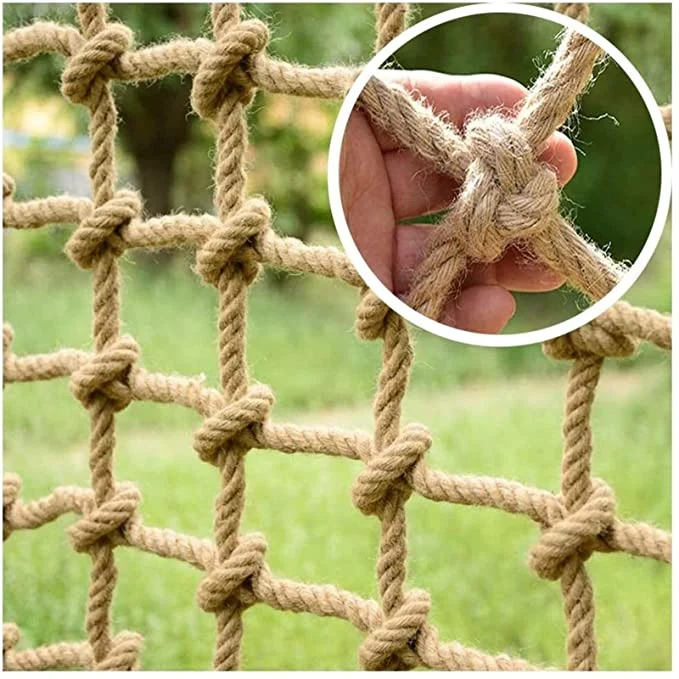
[
  {"xmin": 191, "ymin": 18, "xmax": 269, "ymax": 118},
  {"xmin": 94, "ymin": 630, "xmax": 143, "ymax": 670},
  {"xmin": 3, "ymin": 324, "xmax": 15, "ymax": 381},
  {"xmin": 460, "ymin": 114, "xmax": 560, "ymax": 261},
  {"xmin": 529, "ymin": 479, "xmax": 616, "ymax": 580},
  {"xmin": 3, "ymin": 474, "xmax": 22, "ymax": 541},
  {"xmin": 3, "ymin": 173, "xmax": 15, "ymax": 199},
  {"xmin": 196, "ymin": 198, "xmax": 271, "ymax": 286},
  {"xmin": 193, "ymin": 384, "xmax": 274, "ymax": 465},
  {"xmin": 355, "ymin": 288, "xmax": 391, "ymax": 341},
  {"xmin": 65, "ymin": 190, "xmax": 141, "ymax": 269},
  {"xmin": 3, "ymin": 623, "xmax": 20, "ymax": 655},
  {"xmin": 61, "ymin": 23, "xmax": 133, "ymax": 106},
  {"xmin": 358, "ymin": 589, "xmax": 431, "ymax": 670},
  {"xmin": 196, "ymin": 532, "xmax": 267, "ymax": 612},
  {"xmin": 70, "ymin": 335, "xmax": 140, "ymax": 411},
  {"xmin": 353, "ymin": 423, "xmax": 431, "ymax": 516},
  {"xmin": 543, "ymin": 307, "xmax": 639, "ymax": 360},
  {"xmin": 68, "ymin": 482, "xmax": 141, "ymax": 553}
]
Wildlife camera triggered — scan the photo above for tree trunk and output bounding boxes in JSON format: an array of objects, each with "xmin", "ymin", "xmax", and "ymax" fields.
[
  {"xmin": 134, "ymin": 148, "xmax": 177, "ymax": 217},
  {"xmin": 117, "ymin": 78, "xmax": 194, "ymax": 218}
]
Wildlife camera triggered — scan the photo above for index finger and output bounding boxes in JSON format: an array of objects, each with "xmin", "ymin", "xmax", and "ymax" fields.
[{"xmin": 367, "ymin": 71, "xmax": 578, "ymax": 202}]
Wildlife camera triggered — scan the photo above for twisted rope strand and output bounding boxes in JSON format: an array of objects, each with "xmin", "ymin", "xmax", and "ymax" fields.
[
  {"xmin": 359, "ymin": 26, "xmax": 626, "ymax": 320},
  {"xmin": 3, "ymin": 1, "xmax": 670, "ymax": 672}
]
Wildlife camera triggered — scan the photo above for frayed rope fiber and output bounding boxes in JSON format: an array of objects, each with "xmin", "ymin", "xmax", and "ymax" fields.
[
  {"xmin": 358, "ymin": 18, "xmax": 637, "ymax": 321},
  {"xmin": 2, "ymin": 2, "xmax": 671, "ymax": 671}
]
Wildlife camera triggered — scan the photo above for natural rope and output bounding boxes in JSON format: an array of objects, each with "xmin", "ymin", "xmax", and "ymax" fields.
[
  {"xmin": 358, "ymin": 20, "xmax": 636, "ymax": 320},
  {"xmin": 2, "ymin": 2, "xmax": 670, "ymax": 671}
]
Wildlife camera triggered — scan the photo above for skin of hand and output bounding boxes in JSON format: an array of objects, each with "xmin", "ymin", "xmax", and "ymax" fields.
[{"xmin": 339, "ymin": 71, "xmax": 578, "ymax": 334}]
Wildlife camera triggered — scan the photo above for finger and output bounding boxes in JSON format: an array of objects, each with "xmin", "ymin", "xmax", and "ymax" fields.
[
  {"xmin": 373, "ymin": 71, "xmax": 530, "ymax": 150},
  {"xmin": 340, "ymin": 109, "xmax": 396, "ymax": 289},
  {"xmin": 494, "ymin": 244, "xmax": 566, "ymax": 292},
  {"xmin": 384, "ymin": 151, "xmax": 459, "ymax": 221},
  {"xmin": 439, "ymin": 284, "xmax": 516, "ymax": 333},
  {"xmin": 377, "ymin": 71, "xmax": 578, "ymax": 181},
  {"xmin": 393, "ymin": 224, "xmax": 564, "ymax": 295},
  {"xmin": 366, "ymin": 72, "xmax": 577, "ymax": 220}
]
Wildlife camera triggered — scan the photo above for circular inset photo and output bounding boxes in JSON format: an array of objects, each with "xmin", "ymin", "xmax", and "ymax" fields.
[{"xmin": 329, "ymin": 4, "xmax": 671, "ymax": 346}]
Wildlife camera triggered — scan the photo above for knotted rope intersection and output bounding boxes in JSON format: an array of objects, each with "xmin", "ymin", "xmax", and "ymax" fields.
[
  {"xmin": 357, "ymin": 9, "xmax": 657, "ymax": 321},
  {"xmin": 2, "ymin": 2, "xmax": 671, "ymax": 671}
]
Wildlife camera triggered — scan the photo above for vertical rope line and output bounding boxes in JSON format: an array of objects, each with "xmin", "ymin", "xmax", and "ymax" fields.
[
  {"xmin": 374, "ymin": 314, "xmax": 414, "ymax": 668},
  {"xmin": 206, "ymin": 3, "xmax": 256, "ymax": 669},
  {"xmin": 374, "ymin": 3, "xmax": 409, "ymax": 53},
  {"xmin": 75, "ymin": 2, "xmax": 123, "ymax": 665},
  {"xmin": 559, "ymin": 356, "xmax": 603, "ymax": 670}
]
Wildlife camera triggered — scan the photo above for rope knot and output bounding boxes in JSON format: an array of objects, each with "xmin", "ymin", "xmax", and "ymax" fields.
[
  {"xmin": 353, "ymin": 423, "xmax": 431, "ymax": 515},
  {"xmin": 529, "ymin": 479, "xmax": 616, "ymax": 580},
  {"xmin": 543, "ymin": 306, "xmax": 639, "ymax": 360},
  {"xmin": 3, "ymin": 323, "xmax": 14, "ymax": 357},
  {"xmin": 68, "ymin": 482, "xmax": 141, "ymax": 553},
  {"xmin": 70, "ymin": 336, "xmax": 140, "ymax": 411},
  {"xmin": 61, "ymin": 23, "xmax": 133, "ymax": 106},
  {"xmin": 359, "ymin": 589, "xmax": 431, "ymax": 670},
  {"xmin": 191, "ymin": 19, "xmax": 269, "ymax": 118},
  {"xmin": 3, "ymin": 324, "xmax": 14, "ymax": 381},
  {"xmin": 3, "ymin": 623, "xmax": 20, "ymax": 655},
  {"xmin": 95, "ymin": 631, "xmax": 143, "ymax": 670},
  {"xmin": 65, "ymin": 190, "xmax": 140, "ymax": 269},
  {"xmin": 193, "ymin": 384, "xmax": 274, "ymax": 465},
  {"xmin": 460, "ymin": 114, "xmax": 559, "ymax": 260},
  {"xmin": 196, "ymin": 532, "xmax": 267, "ymax": 612},
  {"xmin": 3, "ymin": 474, "xmax": 21, "ymax": 541},
  {"xmin": 196, "ymin": 198, "xmax": 271, "ymax": 286},
  {"xmin": 355, "ymin": 288, "xmax": 391, "ymax": 341},
  {"xmin": 3, "ymin": 174, "xmax": 15, "ymax": 200}
]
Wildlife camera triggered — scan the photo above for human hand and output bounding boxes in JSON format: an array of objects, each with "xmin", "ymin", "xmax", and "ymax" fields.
[{"xmin": 340, "ymin": 71, "xmax": 578, "ymax": 333}]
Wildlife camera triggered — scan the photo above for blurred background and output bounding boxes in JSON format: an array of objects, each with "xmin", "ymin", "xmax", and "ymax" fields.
[{"xmin": 3, "ymin": 3, "xmax": 670, "ymax": 671}]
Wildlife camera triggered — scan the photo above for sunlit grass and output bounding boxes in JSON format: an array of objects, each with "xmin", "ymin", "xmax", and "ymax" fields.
[{"xmin": 4, "ymin": 364, "xmax": 670, "ymax": 670}]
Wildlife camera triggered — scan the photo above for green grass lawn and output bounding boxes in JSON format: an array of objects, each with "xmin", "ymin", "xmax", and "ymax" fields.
[
  {"xmin": 3, "ymin": 351, "xmax": 670, "ymax": 669},
  {"xmin": 3, "ymin": 231, "xmax": 671, "ymax": 670}
]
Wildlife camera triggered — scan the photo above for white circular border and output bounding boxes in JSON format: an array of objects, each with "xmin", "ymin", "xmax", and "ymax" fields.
[{"xmin": 328, "ymin": 2, "xmax": 671, "ymax": 348}]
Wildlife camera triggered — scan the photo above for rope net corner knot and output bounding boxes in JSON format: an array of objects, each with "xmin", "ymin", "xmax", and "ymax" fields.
[
  {"xmin": 543, "ymin": 303, "xmax": 640, "ymax": 359},
  {"xmin": 353, "ymin": 423, "xmax": 431, "ymax": 515},
  {"xmin": 94, "ymin": 630, "xmax": 143, "ymax": 671},
  {"xmin": 196, "ymin": 532, "xmax": 267, "ymax": 612},
  {"xmin": 68, "ymin": 482, "xmax": 141, "ymax": 553},
  {"xmin": 191, "ymin": 15, "xmax": 270, "ymax": 117},
  {"xmin": 70, "ymin": 335, "xmax": 140, "ymax": 411},
  {"xmin": 193, "ymin": 383, "xmax": 275, "ymax": 465},
  {"xmin": 196, "ymin": 197, "xmax": 272, "ymax": 286},
  {"xmin": 61, "ymin": 22, "xmax": 133, "ymax": 106},
  {"xmin": 65, "ymin": 190, "xmax": 141, "ymax": 269},
  {"xmin": 358, "ymin": 588, "xmax": 431, "ymax": 670},
  {"xmin": 3, "ymin": 474, "xmax": 22, "ymax": 541},
  {"xmin": 529, "ymin": 479, "xmax": 616, "ymax": 580},
  {"xmin": 460, "ymin": 114, "xmax": 561, "ymax": 261},
  {"xmin": 355, "ymin": 288, "xmax": 392, "ymax": 341}
]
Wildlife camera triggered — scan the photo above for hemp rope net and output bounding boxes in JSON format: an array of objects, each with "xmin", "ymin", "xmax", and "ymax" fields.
[{"xmin": 1, "ymin": 2, "xmax": 671, "ymax": 671}]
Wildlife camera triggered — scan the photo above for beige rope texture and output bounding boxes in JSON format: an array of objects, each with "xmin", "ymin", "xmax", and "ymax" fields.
[
  {"xmin": 2, "ymin": 2, "xmax": 671, "ymax": 672},
  {"xmin": 357, "ymin": 4, "xmax": 667, "ymax": 321}
]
